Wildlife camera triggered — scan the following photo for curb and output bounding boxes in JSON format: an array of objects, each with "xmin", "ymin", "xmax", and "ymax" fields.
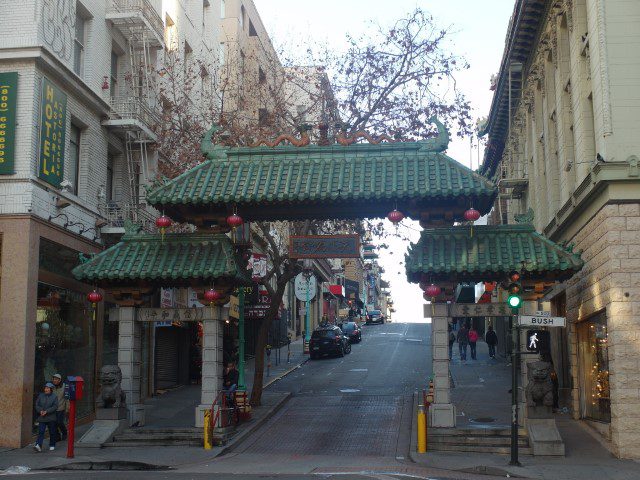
[
  {"xmin": 408, "ymin": 391, "xmax": 418, "ymax": 463},
  {"xmin": 218, "ymin": 391, "xmax": 292, "ymax": 456},
  {"xmin": 263, "ymin": 358, "xmax": 308, "ymax": 389}
]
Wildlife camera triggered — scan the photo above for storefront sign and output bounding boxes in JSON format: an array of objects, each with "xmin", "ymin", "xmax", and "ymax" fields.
[
  {"xmin": 289, "ymin": 235, "xmax": 360, "ymax": 259},
  {"xmin": 138, "ymin": 308, "xmax": 206, "ymax": 322},
  {"xmin": 247, "ymin": 253, "xmax": 267, "ymax": 280},
  {"xmin": 294, "ymin": 273, "xmax": 317, "ymax": 301},
  {"xmin": 0, "ymin": 72, "xmax": 18, "ymax": 174},
  {"xmin": 38, "ymin": 77, "xmax": 67, "ymax": 188},
  {"xmin": 245, "ymin": 292, "xmax": 272, "ymax": 319}
]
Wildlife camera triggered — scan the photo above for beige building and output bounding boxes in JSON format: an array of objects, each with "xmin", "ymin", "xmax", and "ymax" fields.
[
  {"xmin": 482, "ymin": 0, "xmax": 640, "ymax": 459},
  {"xmin": 0, "ymin": 0, "xmax": 229, "ymax": 448}
]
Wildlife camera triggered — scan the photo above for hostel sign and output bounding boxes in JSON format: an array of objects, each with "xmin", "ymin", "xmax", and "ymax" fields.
[
  {"xmin": 0, "ymin": 72, "xmax": 18, "ymax": 174},
  {"xmin": 38, "ymin": 77, "xmax": 67, "ymax": 187}
]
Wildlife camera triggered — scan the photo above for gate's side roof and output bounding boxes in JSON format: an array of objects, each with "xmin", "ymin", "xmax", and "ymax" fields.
[
  {"xmin": 72, "ymin": 232, "xmax": 252, "ymax": 286},
  {"xmin": 146, "ymin": 131, "xmax": 497, "ymax": 222},
  {"xmin": 405, "ymin": 224, "xmax": 584, "ymax": 284}
]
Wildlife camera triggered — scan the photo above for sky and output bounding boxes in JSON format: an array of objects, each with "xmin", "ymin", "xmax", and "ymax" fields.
[{"xmin": 253, "ymin": 0, "xmax": 515, "ymax": 322}]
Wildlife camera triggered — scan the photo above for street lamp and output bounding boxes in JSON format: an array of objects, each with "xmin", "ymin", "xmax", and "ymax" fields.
[{"xmin": 302, "ymin": 259, "xmax": 314, "ymax": 354}]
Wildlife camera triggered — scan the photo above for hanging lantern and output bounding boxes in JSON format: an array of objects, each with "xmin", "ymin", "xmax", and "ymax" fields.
[
  {"xmin": 204, "ymin": 288, "xmax": 222, "ymax": 304},
  {"xmin": 387, "ymin": 209, "xmax": 404, "ymax": 225},
  {"xmin": 156, "ymin": 215, "xmax": 172, "ymax": 241},
  {"xmin": 424, "ymin": 284, "xmax": 441, "ymax": 298},
  {"xmin": 464, "ymin": 208, "xmax": 481, "ymax": 222},
  {"xmin": 226, "ymin": 213, "xmax": 243, "ymax": 229},
  {"xmin": 510, "ymin": 272, "xmax": 520, "ymax": 282},
  {"xmin": 87, "ymin": 290, "xmax": 103, "ymax": 306}
]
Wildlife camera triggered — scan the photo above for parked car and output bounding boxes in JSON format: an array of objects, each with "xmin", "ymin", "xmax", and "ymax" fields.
[
  {"xmin": 309, "ymin": 325, "xmax": 351, "ymax": 359},
  {"xmin": 340, "ymin": 321, "xmax": 362, "ymax": 343},
  {"xmin": 366, "ymin": 310, "xmax": 384, "ymax": 324}
]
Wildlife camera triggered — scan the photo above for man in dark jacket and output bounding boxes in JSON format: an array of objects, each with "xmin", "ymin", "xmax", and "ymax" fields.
[
  {"xmin": 223, "ymin": 362, "xmax": 239, "ymax": 395},
  {"xmin": 457, "ymin": 325, "xmax": 469, "ymax": 361},
  {"xmin": 486, "ymin": 325, "xmax": 498, "ymax": 358},
  {"xmin": 34, "ymin": 382, "xmax": 58, "ymax": 452}
]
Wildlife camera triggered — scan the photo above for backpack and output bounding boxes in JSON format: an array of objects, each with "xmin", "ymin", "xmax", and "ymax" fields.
[{"xmin": 449, "ymin": 331, "xmax": 456, "ymax": 343}]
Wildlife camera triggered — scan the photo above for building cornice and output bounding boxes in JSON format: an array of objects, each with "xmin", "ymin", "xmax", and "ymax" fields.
[{"xmin": 0, "ymin": 46, "xmax": 111, "ymax": 116}]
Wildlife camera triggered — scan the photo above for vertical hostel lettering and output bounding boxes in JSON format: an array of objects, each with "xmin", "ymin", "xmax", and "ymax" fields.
[
  {"xmin": 39, "ymin": 77, "xmax": 67, "ymax": 187},
  {"xmin": 0, "ymin": 72, "xmax": 18, "ymax": 174}
]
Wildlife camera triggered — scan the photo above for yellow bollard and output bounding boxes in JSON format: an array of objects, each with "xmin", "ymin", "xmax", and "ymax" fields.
[
  {"xmin": 204, "ymin": 409, "xmax": 212, "ymax": 450},
  {"xmin": 417, "ymin": 404, "xmax": 427, "ymax": 453}
]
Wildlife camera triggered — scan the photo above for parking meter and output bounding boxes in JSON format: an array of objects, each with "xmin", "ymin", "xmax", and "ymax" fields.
[{"xmin": 65, "ymin": 376, "xmax": 83, "ymax": 458}]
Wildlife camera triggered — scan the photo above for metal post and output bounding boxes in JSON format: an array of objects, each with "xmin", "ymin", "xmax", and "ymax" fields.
[
  {"xmin": 417, "ymin": 404, "xmax": 427, "ymax": 453},
  {"xmin": 66, "ymin": 399, "xmax": 76, "ymax": 458},
  {"xmin": 238, "ymin": 287, "xmax": 246, "ymax": 389},
  {"xmin": 510, "ymin": 311, "xmax": 521, "ymax": 466},
  {"xmin": 304, "ymin": 279, "xmax": 310, "ymax": 353}
]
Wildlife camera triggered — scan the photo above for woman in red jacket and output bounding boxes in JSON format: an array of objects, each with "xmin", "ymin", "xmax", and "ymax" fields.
[{"xmin": 468, "ymin": 326, "xmax": 479, "ymax": 360}]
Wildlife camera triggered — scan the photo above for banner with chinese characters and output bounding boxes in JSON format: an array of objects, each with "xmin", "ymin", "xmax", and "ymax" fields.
[
  {"xmin": 0, "ymin": 72, "xmax": 18, "ymax": 174},
  {"xmin": 38, "ymin": 77, "xmax": 67, "ymax": 187},
  {"xmin": 138, "ymin": 308, "xmax": 206, "ymax": 322},
  {"xmin": 289, "ymin": 235, "xmax": 361, "ymax": 259}
]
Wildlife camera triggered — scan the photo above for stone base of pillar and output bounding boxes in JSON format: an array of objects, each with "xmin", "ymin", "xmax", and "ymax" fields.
[
  {"xmin": 127, "ymin": 403, "xmax": 145, "ymax": 426},
  {"xmin": 430, "ymin": 403, "xmax": 456, "ymax": 427}
]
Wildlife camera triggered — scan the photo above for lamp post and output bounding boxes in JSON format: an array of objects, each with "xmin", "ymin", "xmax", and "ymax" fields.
[
  {"xmin": 238, "ymin": 287, "xmax": 246, "ymax": 389},
  {"xmin": 303, "ymin": 260, "xmax": 313, "ymax": 354}
]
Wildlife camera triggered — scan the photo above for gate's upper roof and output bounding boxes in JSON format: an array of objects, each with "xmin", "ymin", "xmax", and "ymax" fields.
[
  {"xmin": 147, "ymin": 123, "xmax": 497, "ymax": 223},
  {"xmin": 405, "ymin": 224, "xmax": 584, "ymax": 284}
]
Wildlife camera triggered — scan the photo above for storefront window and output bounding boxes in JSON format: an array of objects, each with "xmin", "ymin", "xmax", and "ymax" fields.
[
  {"xmin": 577, "ymin": 312, "xmax": 611, "ymax": 422},
  {"xmin": 34, "ymin": 282, "xmax": 95, "ymax": 427}
]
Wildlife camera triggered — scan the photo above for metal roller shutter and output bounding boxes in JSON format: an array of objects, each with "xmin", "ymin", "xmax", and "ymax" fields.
[{"xmin": 154, "ymin": 327, "xmax": 179, "ymax": 390}]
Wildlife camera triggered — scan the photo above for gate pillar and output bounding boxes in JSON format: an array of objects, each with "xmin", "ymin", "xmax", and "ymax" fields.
[
  {"xmin": 196, "ymin": 306, "xmax": 223, "ymax": 427},
  {"xmin": 116, "ymin": 306, "xmax": 145, "ymax": 426},
  {"xmin": 430, "ymin": 303, "xmax": 455, "ymax": 427}
]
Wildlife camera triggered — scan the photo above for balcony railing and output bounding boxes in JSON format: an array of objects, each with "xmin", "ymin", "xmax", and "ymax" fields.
[
  {"xmin": 106, "ymin": 96, "xmax": 159, "ymax": 137},
  {"xmin": 106, "ymin": 0, "xmax": 164, "ymax": 47},
  {"xmin": 98, "ymin": 202, "xmax": 157, "ymax": 233}
]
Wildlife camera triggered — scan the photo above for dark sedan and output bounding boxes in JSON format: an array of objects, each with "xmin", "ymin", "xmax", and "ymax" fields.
[{"xmin": 340, "ymin": 321, "xmax": 362, "ymax": 343}]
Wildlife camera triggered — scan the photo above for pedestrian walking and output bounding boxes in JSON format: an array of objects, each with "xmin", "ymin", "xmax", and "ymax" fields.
[
  {"xmin": 34, "ymin": 382, "xmax": 58, "ymax": 452},
  {"xmin": 52, "ymin": 373, "xmax": 68, "ymax": 442},
  {"xmin": 485, "ymin": 325, "xmax": 498, "ymax": 358},
  {"xmin": 448, "ymin": 324, "xmax": 456, "ymax": 360},
  {"xmin": 468, "ymin": 326, "xmax": 479, "ymax": 360},
  {"xmin": 457, "ymin": 324, "xmax": 469, "ymax": 361}
]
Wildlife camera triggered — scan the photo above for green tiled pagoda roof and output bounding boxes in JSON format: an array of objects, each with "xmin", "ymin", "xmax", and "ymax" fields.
[
  {"xmin": 406, "ymin": 224, "xmax": 584, "ymax": 283},
  {"xmin": 72, "ymin": 233, "xmax": 252, "ymax": 286},
  {"xmin": 147, "ymin": 141, "xmax": 497, "ymax": 222}
]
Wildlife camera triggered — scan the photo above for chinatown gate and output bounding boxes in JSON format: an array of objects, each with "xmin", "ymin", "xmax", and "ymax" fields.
[{"xmin": 73, "ymin": 120, "xmax": 583, "ymax": 430}]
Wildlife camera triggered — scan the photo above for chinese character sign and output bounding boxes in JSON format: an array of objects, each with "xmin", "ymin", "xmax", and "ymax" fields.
[
  {"xmin": 0, "ymin": 72, "xmax": 18, "ymax": 174},
  {"xmin": 39, "ymin": 77, "xmax": 67, "ymax": 187}
]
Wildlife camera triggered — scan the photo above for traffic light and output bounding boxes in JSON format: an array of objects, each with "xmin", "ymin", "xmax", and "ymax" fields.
[
  {"xmin": 526, "ymin": 330, "xmax": 550, "ymax": 354},
  {"xmin": 506, "ymin": 271, "xmax": 522, "ymax": 311}
]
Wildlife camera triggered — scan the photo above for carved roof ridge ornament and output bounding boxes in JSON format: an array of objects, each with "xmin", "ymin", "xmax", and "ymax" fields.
[
  {"xmin": 418, "ymin": 117, "xmax": 450, "ymax": 152},
  {"xmin": 335, "ymin": 129, "xmax": 397, "ymax": 146},
  {"xmin": 514, "ymin": 208, "xmax": 535, "ymax": 224},
  {"xmin": 249, "ymin": 124, "xmax": 312, "ymax": 148},
  {"xmin": 201, "ymin": 124, "xmax": 229, "ymax": 160},
  {"xmin": 123, "ymin": 220, "xmax": 143, "ymax": 238}
]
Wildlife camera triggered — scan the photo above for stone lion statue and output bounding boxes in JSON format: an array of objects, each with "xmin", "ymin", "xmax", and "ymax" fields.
[
  {"xmin": 96, "ymin": 365, "xmax": 126, "ymax": 408},
  {"xmin": 525, "ymin": 361, "xmax": 554, "ymax": 408}
]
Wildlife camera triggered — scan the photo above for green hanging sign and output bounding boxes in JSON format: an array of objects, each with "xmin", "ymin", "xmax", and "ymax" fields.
[
  {"xmin": 38, "ymin": 77, "xmax": 67, "ymax": 188},
  {"xmin": 0, "ymin": 72, "xmax": 18, "ymax": 174}
]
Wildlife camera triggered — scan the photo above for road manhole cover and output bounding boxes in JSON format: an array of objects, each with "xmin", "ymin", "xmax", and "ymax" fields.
[{"xmin": 469, "ymin": 417, "xmax": 495, "ymax": 423}]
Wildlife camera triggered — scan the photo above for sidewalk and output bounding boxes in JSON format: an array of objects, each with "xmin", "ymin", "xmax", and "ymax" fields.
[
  {"xmin": 0, "ymin": 338, "xmax": 308, "ymax": 473},
  {"xmin": 410, "ymin": 341, "xmax": 640, "ymax": 480}
]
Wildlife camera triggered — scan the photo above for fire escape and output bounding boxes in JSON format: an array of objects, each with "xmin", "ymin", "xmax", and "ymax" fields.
[{"xmin": 101, "ymin": 0, "xmax": 164, "ymax": 235}]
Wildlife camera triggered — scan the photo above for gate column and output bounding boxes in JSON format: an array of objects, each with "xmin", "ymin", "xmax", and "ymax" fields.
[
  {"xmin": 117, "ymin": 306, "xmax": 145, "ymax": 426},
  {"xmin": 196, "ymin": 306, "xmax": 223, "ymax": 427},
  {"xmin": 430, "ymin": 303, "xmax": 455, "ymax": 427}
]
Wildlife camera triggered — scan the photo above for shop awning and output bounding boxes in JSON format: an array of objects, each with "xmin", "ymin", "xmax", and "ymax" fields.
[
  {"xmin": 405, "ymin": 224, "xmax": 584, "ymax": 284},
  {"xmin": 328, "ymin": 285, "xmax": 345, "ymax": 297},
  {"xmin": 72, "ymin": 231, "xmax": 252, "ymax": 287}
]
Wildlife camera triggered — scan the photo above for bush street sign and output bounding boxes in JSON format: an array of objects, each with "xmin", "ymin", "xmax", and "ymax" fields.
[{"xmin": 518, "ymin": 315, "xmax": 566, "ymax": 327}]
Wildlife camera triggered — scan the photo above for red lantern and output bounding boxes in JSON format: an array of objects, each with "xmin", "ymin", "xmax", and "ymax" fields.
[
  {"xmin": 156, "ymin": 215, "xmax": 172, "ymax": 229},
  {"xmin": 387, "ymin": 209, "xmax": 404, "ymax": 225},
  {"xmin": 424, "ymin": 284, "xmax": 441, "ymax": 298},
  {"xmin": 226, "ymin": 213, "xmax": 243, "ymax": 228},
  {"xmin": 87, "ymin": 290, "xmax": 103, "ymax": 305},
  {"xmin": 464, "ymin": 208, "xmax": 481, "ymax": 222},
  {"xmin": 204, "ymin": 288, "xmax": 222, "ymax": 304},
  {"xmin": 510, "ymin": 272, "xmax": 520, "ymax": 282}
]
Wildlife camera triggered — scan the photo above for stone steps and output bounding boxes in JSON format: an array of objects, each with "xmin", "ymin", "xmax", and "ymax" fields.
[
  {"xmin": 427, "ymin": 427, "xmax": 531, "ymax": 455},
  {"xmin": 106, "ymin": 428, "xmax": 203, "ymax": 447}
]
